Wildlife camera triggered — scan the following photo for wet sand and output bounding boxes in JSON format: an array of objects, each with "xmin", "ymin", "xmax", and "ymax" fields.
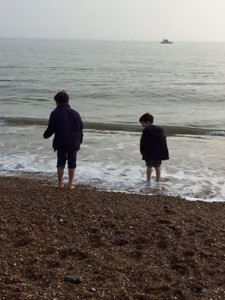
[{"xmin": 0, "ymin": 176, "xmax": 225, "ymax": 299}]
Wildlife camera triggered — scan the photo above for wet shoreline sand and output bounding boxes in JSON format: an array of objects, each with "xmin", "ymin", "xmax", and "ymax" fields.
[{"xmin": 1, "ymin": 175, "xmax": 225, "ymax": 299}]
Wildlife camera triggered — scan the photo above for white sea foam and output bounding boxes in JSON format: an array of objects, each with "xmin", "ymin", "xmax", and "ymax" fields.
[{"xmin": 0, "ymin": 132, "xmax": 224, "ymax": 202}]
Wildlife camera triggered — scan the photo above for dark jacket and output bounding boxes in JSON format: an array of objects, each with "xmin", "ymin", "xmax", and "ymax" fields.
[
  {"xmin": 140, "ymin": 125, "xmax": 169, "ymax": 161},
  {"xmin": 43, "ymin": 104, "xmax": 83, "ymax": 152}
]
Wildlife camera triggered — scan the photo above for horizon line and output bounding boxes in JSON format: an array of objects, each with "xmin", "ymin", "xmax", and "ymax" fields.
[{"xmin": 1, "ymin": 37, "xmax": 225, "ymax": 44}]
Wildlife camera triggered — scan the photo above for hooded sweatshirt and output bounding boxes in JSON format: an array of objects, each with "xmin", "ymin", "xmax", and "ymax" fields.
[
  {"xmin": 140, "ymin": 125, "xmax": 169, "ymax": 161},
  {"xmin": 43, "ymin": 104, "xmax": 83, "ymax": 152}
]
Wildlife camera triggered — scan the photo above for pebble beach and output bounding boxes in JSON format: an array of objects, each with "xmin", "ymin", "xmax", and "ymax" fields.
[{"xmin": 1, "ymin": 175, "xmax": 225, "ymax": 299}]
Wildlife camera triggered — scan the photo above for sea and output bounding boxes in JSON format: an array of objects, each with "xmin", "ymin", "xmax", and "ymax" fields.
[{"xmin": 0, "ymin": 38, "xmax": 225, "ymax": 202}]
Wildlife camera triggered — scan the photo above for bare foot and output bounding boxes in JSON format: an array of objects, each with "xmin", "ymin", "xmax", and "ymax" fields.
[
  {"xmin": 68, "ymin": 185, "xmax": 75, "ymax": 190},
  {"xmin": 57, "ymin": 183, "xmax": 64, "ymax": 188}
]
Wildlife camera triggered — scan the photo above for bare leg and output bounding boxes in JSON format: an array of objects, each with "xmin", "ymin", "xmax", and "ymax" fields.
[
  {"xmin": 155, "ymin": 166, "xmax": 161, "ymax": 182},
  {"xmin": 57, "ymin": 168, "xmax": 64, "ymax": 188},
  {"xmin": 146, "ymin": 166, "xmax": 152, "ymax": 182},
  {"xmin": 68, "ymin": 168, "xmax": 75, "ymax": 189}
]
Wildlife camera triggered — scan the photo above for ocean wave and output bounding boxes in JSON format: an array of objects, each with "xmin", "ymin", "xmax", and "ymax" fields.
[
  {"xmin": 1, "ymin": 117, "xmax": 47, "ymax": 126},
  {"xmin": 1, "ymin": 116, "xmax": 224, "ymax": 137},
  {"xmin": 208, "ymin": 131, "xmax": 225, "ymax": 136},
  {"xmin": 0, "ymin": 79, "xmax": 36, "ymax": 82}
]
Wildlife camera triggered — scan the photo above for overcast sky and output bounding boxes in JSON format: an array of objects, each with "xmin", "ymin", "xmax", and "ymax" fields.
[{"xmin": 1, "ymin": 0, "xmax": 225, "ymax": 42}]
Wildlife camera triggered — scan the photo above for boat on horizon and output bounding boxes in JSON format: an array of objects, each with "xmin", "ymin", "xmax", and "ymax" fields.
[{"xmin": 161, "ymin": 38, "xmax": 173, "ymax": 44}]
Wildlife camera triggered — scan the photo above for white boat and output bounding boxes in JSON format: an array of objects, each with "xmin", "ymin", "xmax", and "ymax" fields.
[{"xmin": 161, "ymin": 38, "xmax": 173, "ymax": 44}]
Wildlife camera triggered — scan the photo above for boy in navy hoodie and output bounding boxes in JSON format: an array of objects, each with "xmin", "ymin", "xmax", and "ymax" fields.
[
  {"xmin": 43, "ymin": 91, "xmax": 83, "ymax": 189},
  {"xmin": 139, "ymin": 113, "xmax": 169, "ymax": 182}
]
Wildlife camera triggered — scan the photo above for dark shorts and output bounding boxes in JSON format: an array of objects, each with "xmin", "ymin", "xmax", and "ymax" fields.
[
  {"xmin": 145, "ymin": 160, "xmax": 161, "ymax": 167},
  {"xmin": 57, "ymin": 150, "xmax": 77, "ymax": 169}
]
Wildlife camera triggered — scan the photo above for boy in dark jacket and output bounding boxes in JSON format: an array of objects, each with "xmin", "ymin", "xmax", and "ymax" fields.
[
  {"xmin": 43, "ymin": 91, "xmax": 83, "ymax": 189},
  {"xmin": 139, "ymin": 113, "xmax": 169, "ymax": 182}
]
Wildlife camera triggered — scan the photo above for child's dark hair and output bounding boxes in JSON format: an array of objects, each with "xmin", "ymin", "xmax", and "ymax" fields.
[
  {"xmin": 54, "ymin": 90, "xmax": 69, "ymax": 104},
  {"xmin": 139, "ymin": 113, "xmax": 154, "ymax": 124}
]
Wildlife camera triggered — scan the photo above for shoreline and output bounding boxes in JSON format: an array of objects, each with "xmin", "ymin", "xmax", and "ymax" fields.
[
  {"xmin": 1, "ymin": 175, "xmax": 225, "ymax": 298},
  {"xmin": 1, "ymin": 171, "xmax": 225, "ymax": 203}
]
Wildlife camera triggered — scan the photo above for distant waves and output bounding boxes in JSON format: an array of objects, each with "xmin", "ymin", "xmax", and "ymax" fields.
[{"xmin": 1, "ymin": 116, "xmax": 224, "ymax": 137}]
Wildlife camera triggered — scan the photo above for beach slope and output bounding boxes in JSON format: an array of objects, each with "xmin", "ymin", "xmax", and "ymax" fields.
[{"xmin": 0, "ymin": 176, "xmax": 225, "ymax": 299}]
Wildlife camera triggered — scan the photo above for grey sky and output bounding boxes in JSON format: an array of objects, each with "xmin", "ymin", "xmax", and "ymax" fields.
[{"xmin": 1, "ymin": 0, "xmax": 225, "ymax": 42}]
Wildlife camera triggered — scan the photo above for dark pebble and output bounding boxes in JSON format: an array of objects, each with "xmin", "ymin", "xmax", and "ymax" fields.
[{"xmin": 64, "ymin": 275, "xmax": 82, "ymax": 284}]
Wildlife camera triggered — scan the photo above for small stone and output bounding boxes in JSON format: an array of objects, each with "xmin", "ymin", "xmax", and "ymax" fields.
[{"xmin": 64, "ymin": 275, "xmax": 82, "ymax": 284}]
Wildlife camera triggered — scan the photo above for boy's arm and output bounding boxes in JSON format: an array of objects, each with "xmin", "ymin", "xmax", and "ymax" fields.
[
  {"xmin": 43, "ymin": 113, "xmax": 55, "ymax": 139},
  {"xmin": 80, "ymin": 118, "xmax": 83, "ymax": 144},
  {"xmin": 140, "ymin": 131, "xmax": 148, "ymax": 156}
]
